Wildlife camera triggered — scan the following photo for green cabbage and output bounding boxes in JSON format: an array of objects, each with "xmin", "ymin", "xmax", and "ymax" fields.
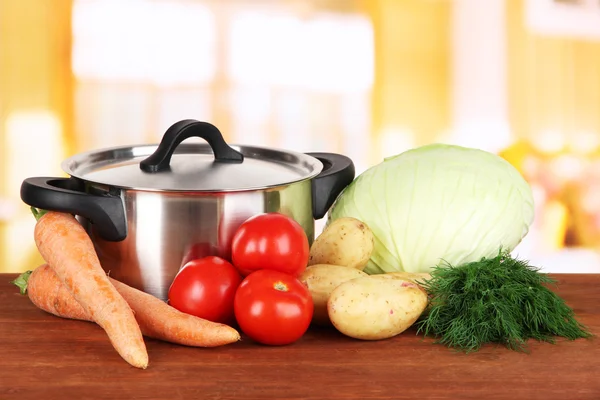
[{"xmin": 328, "ymin": 144, "xmax": 535, "ymax": 275}]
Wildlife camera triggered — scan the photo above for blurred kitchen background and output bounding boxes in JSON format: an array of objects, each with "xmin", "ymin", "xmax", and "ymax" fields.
[{"xmin": 1, "ymin": 0, "xmax": 600, "ymax": 274}]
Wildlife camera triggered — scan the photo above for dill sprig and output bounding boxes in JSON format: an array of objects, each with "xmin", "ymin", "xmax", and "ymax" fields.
[{"xmin": 416, "ymin": 251, "xmax": 593, "ymax": 352}]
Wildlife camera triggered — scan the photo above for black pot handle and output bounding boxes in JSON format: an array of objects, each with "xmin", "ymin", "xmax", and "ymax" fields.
[
  {"xmin": 306, "ymin": 152, "xmax": 355, "ymax": 219},
  {"xmin": 20, "ymin": 177, "xmax": 127, "ymax": 241},
  {"xmin": 140, "ymin": 119, "xmax": 244, "ymax": 173}
]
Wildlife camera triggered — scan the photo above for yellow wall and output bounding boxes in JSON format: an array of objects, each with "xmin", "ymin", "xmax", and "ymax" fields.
[
  {"xmin": 0, "ymin": 0, "xmax": 74, "ymax": 271},
  {"xmin": 0, "ymin": 0, "xmax": 74, "ymax": 150},
  {"xmin": 368, "ymin": 0, "xmax": 451, "ymax": 162},
  {"xmin": 505, "ymin": 0, "xmax": 600, "ymax": 249},
  {"xmin": 369, "ymin": 0, "xmax": 600, "ymax": 152},
  {"xmin": 507, "ymin": 0, "xmax": 600, "ymax": 142}
]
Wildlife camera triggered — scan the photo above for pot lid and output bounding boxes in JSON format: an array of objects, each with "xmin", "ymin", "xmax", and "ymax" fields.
[{"xmin": 62, "ymin": 120, "xmax": 323, "ymax": 192}]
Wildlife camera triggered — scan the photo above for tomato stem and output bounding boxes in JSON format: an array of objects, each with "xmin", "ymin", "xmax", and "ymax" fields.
[{"xmin": 273, "ymin": 281, "xmax": 289, "ymax": 292}]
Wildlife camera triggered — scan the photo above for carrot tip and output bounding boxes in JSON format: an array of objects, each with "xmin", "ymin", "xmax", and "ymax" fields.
[{"xmin": 12, "ymin": 270, "xmax": 33, "ymax": 295}]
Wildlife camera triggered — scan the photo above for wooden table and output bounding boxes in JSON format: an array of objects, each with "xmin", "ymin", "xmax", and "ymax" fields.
[{"xmin": 1, "ymin": 273, "xmax": 599, "ymax": 400}]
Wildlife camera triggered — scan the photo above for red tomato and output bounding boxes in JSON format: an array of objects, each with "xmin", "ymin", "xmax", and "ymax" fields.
[
  {"xmin": 234, "ymin": 269, "xmax": 313, "ymax": 346},
  {"xmin": 231, "ymin": 213, "xmax": 309, "ymax": 277},
  {"xmin": 168, "ymin": 256, "xmax": 242, "ymax": 324}
]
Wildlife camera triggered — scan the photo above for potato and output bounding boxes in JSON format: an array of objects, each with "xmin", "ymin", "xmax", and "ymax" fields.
[
  {"xmin": 384, "ymin": 272, "xmax": 431, "ymax": 289},
  {"xmin": 309, "ymin": 217, "xmax": 374, "ymax": 270},
  {"xmin": 298, "ymin": 264, "xmax": 368, "ymax": 326},
  {"xmin": 327, "ymin": 275, "xmax": 428, "ymax": 340},
  {"xmin": 377, "ymin": 273, "xmax": 430, "ymax": 296}
]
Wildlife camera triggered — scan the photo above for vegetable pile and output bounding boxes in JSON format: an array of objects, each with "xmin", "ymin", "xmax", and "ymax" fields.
[
  {"xmin": 14, "ymin": 142, "xmax": 594, "ymax": 368},
  {"xmin": 16, "ymin": 209, "xmax": 317, "ymax": 369},
  {"xmin": 15, "ymin": 209, "xmax": 243, "ymax": 369},
  {"xmin": 321, "ymin": 143, "xmax": 593, "ymax": 351}
]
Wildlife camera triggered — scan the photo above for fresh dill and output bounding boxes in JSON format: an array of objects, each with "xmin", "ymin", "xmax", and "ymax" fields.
[{"xmin": 415, "ymin": 251, "xmax": 593, "ymax": 352}]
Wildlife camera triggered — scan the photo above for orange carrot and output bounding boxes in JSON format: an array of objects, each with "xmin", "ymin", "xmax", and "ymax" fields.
[
  {"xmin": 31, "ymin": 209, "xmax": 148, "ymax": 369},
  {"xmin": 20, "ymin": 267, "xmax": 89, "ymax": 321},
  {"xmin": 110, "ymin": 277, "xmax": 241, "ymax": 347},
  {"xmin": 14, "ymin": 264, "xmax": 241, "ymax": 347}
]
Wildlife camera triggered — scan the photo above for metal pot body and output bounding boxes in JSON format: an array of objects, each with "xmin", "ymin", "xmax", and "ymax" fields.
[{"xmin": 84, "ymin": 181, "xmax": 314, "ymax": 300}]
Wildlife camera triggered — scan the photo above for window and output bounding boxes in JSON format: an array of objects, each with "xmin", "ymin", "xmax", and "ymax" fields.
[{"xmin": 72, "ymin": 0, "xmax": 374, "ymax": 173}]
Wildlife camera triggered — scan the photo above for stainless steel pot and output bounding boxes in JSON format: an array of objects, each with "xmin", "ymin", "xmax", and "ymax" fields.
[{"xmin": 20, "ymin": 120, "xmax": 355, "ymax": 300}]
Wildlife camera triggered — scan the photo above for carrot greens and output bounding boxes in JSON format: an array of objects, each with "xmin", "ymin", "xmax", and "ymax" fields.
[
  {"xmin": 416, "ymin": 251, "xmax": 593, "ymax": 352},
  {"xmin": 30, "ymin": 207, "xmax": 48, "ymax": 222},
  {"xmin": 11, "ymin": 270, "xmax": 32, "ymax": 295}
]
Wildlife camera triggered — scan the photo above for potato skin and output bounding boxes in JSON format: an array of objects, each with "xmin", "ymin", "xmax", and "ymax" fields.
[
  {"xmin": 383, "ymin": 272, "xmax": 431, "ymax": 294},
  {"xmin": 384, "ymin": 272, "xmax": 431, "ymax": 282},
  {"xmin": 309, "ymin": 217, "xmax": 374, "ymax": 270},
  {"xmin": 327, "ymin": 276, "xmax": 428, "ymax": 340},
  {"xmin": 298, "ymin": 264, "xmax": 368, "ymax": 326}
]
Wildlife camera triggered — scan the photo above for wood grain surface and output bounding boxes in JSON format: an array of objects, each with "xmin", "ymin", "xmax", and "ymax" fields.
[{"xmin": 0, "ymin": 273, "xmax": 598, "ymax": 400}]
